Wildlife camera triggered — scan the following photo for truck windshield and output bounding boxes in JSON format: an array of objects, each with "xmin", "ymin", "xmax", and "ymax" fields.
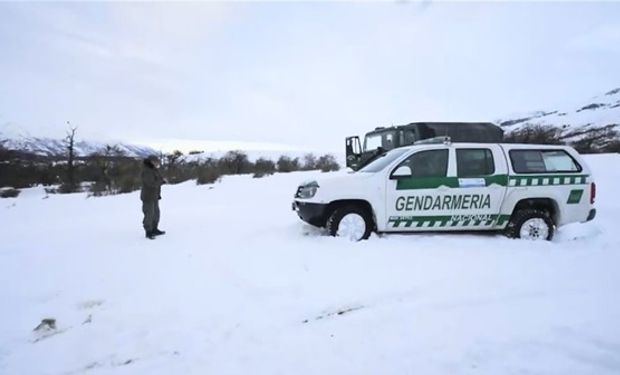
[
  {"xmin": 364, "ymin": 131, "xmax": 397, "ymax": 151},
  {"xmin": 358, "ymin": 148, "xmax": 408, "ymax": 173},
  {"xmin": 364, "ymin": 134, "xmax": 382, "ymax": 151}
]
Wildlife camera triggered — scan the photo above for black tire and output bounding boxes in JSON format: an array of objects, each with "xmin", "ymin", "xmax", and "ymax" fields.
[
  {"xmin": 505, "ymin": 208, "xmax": 555, "ymax": 240},
  {"xmin": 326, "ymin": 205, "xmax": 374, "ymax": 241}
]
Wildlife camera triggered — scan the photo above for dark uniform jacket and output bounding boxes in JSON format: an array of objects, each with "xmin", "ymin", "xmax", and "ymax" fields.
[{"xmin": 140, "ymin": 159, "xmax": 164, "ymax": 202}]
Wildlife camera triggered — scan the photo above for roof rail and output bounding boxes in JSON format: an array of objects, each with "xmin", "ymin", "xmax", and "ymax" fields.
[{"xmin": 414, "ymin": 136, "xmax": 452, "ymax": 146}]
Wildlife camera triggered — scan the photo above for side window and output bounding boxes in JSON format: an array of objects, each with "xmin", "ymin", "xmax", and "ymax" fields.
[
  {"xmin": 456, "ymin": 149, "xmax": 495, "ymax": 177},
  {"xmin": 384, "ymin": 133, "xmax": 395, "ymax": 149},
  {"xmin": 510, "ymin": 150, "xmax": 581, "ymax": 173},
  {"xmin": 398, "ymin": 149, "xmax": 449, "ymax": 177},
  {"xmin": 346, "ymin": 137, "xmax": 361, "ymax": 155},
  {"xmin": 402, "ymin": 130, "xmax": 416, "ymax": 145}
]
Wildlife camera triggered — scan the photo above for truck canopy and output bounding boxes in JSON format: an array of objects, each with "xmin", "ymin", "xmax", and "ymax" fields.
[
  {"xmin": 410, "ymin": 122, "xmax": 503, "ymax": 143},
  {"xmin": 365, "ymin": 122, "xmax": 503, "ymax": 151}
]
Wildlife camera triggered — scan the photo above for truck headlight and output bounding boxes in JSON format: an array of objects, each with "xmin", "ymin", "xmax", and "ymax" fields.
[{"xmin": 296, "ymin": 181, "xmax": 319, "ymax": 199}]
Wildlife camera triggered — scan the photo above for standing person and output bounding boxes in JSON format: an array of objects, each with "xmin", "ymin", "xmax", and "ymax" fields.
[{"xmin": 141, "ymin": 155, "xmax": 165, "ymax": 239}]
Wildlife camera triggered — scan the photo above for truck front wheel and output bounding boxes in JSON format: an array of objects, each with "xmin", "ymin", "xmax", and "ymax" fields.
[
  {"xmin": 326, "ymin": 205, "xmax": 373, "ymax": 241},
  {"xmin": 505, "ymin": 209, "xmax": 555, "ymax": 241}
]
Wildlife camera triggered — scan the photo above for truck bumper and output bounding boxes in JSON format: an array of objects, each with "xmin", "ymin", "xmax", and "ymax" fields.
[
  {"xmin": 586, "ymin": 208, "xmax": 596, "ymax": 222},
  {"xmin": 292, "ymin": 201, "xmax": 328, "ymax": 227}
]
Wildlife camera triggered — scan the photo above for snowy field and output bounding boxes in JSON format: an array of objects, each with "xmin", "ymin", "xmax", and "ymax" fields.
[{"xmin": 1, "ymin": 154, "xmax": 620, "ymax": 375}]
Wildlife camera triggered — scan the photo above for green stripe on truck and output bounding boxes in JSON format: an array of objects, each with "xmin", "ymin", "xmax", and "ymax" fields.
[
  {"xmin": 567, "ymin": 189, "xmax": 584, "ymax": 204},
  {"xmin": 388, "ymin": 214, "xmax": 512, "ymax": 229}
]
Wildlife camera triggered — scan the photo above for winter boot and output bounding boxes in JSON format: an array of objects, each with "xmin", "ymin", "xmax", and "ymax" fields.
[
  {"xmin": 145, "ymin": 230, "xmax": 156, "ymax": 240},
  {"xmin": 153, "ymin": 228, "xmax": 166, "ymax": 236}
]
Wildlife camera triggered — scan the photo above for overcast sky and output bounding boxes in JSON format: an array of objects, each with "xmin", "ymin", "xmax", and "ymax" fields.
[{"xmin": 1, "ymin": 1, "xmax": 619, "ymax": 152}]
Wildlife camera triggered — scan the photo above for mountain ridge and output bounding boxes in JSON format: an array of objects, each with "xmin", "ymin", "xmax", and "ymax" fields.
[
  {"xmin": 0, "ymin": 128, "xmax": 157, "ymax": 158},
  {"xmin": 497, "ymin": 87, "xmax": 620, "ymax": 151}
]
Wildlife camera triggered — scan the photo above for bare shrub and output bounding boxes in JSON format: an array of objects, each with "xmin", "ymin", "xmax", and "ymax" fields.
[
  {"xmin": 504, "ymin": 124, "xmax": 563, "ymax": 145},
  {"xmin": 276, "ymin": 155, "xmax": 300, "ymax": 172},
  {"xmin": 0, "ymin": 187, "xmax": 20, "ymax": 198},
  {"xmin": 316, "ymin": 154, "xmax": 340, "ymax": 172},
  {"xmin": 254, "ymin": 158, "xmax": 276, "ymax": 176},
  {"xmin": 302, "ymin": 153, "xmax": 317, "ymax": 170}
]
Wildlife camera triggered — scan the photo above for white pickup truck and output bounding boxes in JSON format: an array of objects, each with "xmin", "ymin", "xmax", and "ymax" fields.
[{"xmin": 292, "ymin": 141, "xmax": 596, "ymax": 241}]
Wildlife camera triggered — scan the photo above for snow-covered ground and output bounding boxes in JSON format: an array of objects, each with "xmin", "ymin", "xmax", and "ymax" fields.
[{"xmin": 1, "ymin": 154, "xmax": 619, "ymax": 375}]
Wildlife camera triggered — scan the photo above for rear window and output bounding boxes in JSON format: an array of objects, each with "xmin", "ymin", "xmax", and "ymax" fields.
[{"xmin": 509, "ymin": 150, "xmax": 581, "ymax": 173}]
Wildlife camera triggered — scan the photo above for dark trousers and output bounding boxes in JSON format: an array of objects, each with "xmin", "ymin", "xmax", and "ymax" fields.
[{"xmin": 142, "ymin": 200, "xmax": 160, "ymax": 232}]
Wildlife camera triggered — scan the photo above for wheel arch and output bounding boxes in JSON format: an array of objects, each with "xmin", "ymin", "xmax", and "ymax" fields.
[
  {"xmin": 325, "ymin": 199, "xmax": 376, "ymax": 229},
  {"xmin": 509, "ymin": 197, "xmax": 560, "ymax": 225}
]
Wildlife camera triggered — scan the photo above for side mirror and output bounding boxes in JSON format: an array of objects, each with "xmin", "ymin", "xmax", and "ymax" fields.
[{"xmin": 391, "ymin": 166, "xmax": 412, "ymax": 179}]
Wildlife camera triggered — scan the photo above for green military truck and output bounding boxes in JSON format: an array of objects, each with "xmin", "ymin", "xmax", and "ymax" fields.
[{"xmin": 346, "ymin": 122, "xmax": 504, "ymax": 170}]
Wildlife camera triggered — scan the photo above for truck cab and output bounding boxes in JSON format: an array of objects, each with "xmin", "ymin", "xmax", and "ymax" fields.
[{"xmin": 346, "ymin": 122, "xmax": 504, "ymax": 170}]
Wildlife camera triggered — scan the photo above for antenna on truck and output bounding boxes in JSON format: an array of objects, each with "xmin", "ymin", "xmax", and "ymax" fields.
[{"xmin": 413, "ymin": 136, "xmax": 452, "ymax": 146}]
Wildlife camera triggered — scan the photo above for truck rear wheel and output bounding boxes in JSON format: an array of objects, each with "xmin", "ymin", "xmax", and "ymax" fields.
[
  {"xmin": 505, "ymin": 209, "xmax": 555, "ymax": 241},
  {"xmin": 326, "ymin": 205, "xmax": 373, "ymax": 241}
]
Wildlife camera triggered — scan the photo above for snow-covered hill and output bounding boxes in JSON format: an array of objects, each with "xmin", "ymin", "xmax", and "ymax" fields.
[
  {"xmin": 0, "ymin": 126, "xmax": 156, "ymax": 158},
  {"xmin": 1, "ymin": 154, "xmax": 619, "ymax": 374},
  {"xmin": 497, "ymin": 87, "xmax": 620, "ymax": 146},
  {"xmin": 0, "ymin": 126, "xmax": 340, "ymax": 162},
  {"xmin": 0, "ymin": 136, "xmax": 157, "ymax": 158}
]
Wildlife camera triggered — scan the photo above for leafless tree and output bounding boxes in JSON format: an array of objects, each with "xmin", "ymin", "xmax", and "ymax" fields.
[
  {"xmin": 165, "ymin": 150, "xmax": 184, "ymax": 169},
  {"xmin": 63, "ymin": 122, "xmax": 78, "ymax": 192}
]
